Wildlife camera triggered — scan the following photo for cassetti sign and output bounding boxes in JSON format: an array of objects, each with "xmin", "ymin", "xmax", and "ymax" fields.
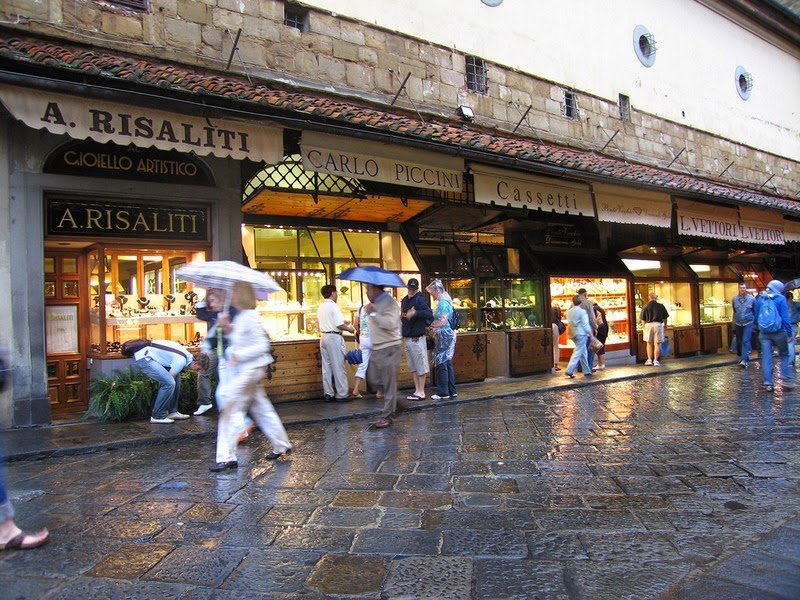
[
  {"xmin": 46, "ymin": 198, "xmax": 209, "ymax": 242},
  {"xmin": 472, "ymin": 164, "xmax": 595, "ymax": 216}
]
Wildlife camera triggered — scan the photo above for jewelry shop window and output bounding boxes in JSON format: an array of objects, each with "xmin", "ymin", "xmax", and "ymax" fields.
[
  {"xmin": 88, "ymin": 247, "xmax": 207, "ymax": 356},
  {"xmin": 243, "ymin": 225, "xmax": 419, "ymax": 340}
]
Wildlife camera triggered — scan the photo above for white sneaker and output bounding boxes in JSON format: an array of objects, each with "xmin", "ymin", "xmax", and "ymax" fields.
[
  {"xmin": 167, "ymin": 411, "xmax": 190, "ymax": 420},
  {"xmin": 596, "ymin": 365, "xmax": 606, "ymax": 370},
  {"xmin": 150, "ymin": 416, "xmax": 175, "ymax": 424},
  {"xmin": 653, "ymin": 360, "xmax": 661, "ymax": 366},
  {"xmin": 431, "ymin": 394, "xmax": 450, "ymax": 400},
  {"xmin": 644, "ymin": 360, "xmax": 653, "ymax": 366},
  {"xmin": 193, "ymin": 404, "xmax": 213, "ymax": 416}
]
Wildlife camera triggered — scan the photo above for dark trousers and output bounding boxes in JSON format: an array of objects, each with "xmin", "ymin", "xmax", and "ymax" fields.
[{"xmin": 436, "ymin": 360, "xmax": 456, "ymax": 396}]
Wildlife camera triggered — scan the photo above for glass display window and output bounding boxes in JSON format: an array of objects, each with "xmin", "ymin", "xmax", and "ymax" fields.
[
  {"xmin": 89, "ymin": 247, "xmax": 207, "ymax": 356},
  {"xmin": 244, "ymin": 224, "xmax": 419, "ymax": 340},
  {"xmin": 549, "ymin": 276, "xmax": 630, "ymax": 347},
  {"xmin": 479, "ymin": 278, "xmax": 505, "ymax": 330},
  {"xmin": 699, "ymin": 281, "xmax": 739, "ymax": 323},
  {"xmin": 448, "ymin": 278, "xmax": 478, "ymax": 332},
  {"xmin": 633, "ymin": 282, "xmax": 693, "ymax": 328},
  {"xmin": 506, "ymin": 278, "xmax": 543, "ymax": 328}
]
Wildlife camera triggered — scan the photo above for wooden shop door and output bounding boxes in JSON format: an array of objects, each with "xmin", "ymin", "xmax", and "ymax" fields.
[{"xmin": 44, "ymin": 252, "xmax": 89, "ymax": 418}]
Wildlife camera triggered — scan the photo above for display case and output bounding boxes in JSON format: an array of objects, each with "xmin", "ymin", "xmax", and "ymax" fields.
[
  {"xmin": 88, "ymin": 247, "xmax": 207, "ymax": 356},
  {"xmin": 479, "ymin": 278, "xmax": 505, "ymax": 330},
  {"xmin": 243, "ymin": 224, "xmax": 420, "ymax": 341},
  {"xmin": 690, "ymin": 264, "xmax": 739, "ymax": 324},
  {"xmin": 449, "ymin": 278, "xmax": 479, "ymax": 332},
  {"xmin": 505, "ymin": 278, "xmax": 544, "ymax": 329},
  {"xmin": 549, "ymin": 276, "xmax": 630, "ymax": 349},
  {"xmin": 632, "ymin": 282, "xmax": 693, "ymax": 328}
]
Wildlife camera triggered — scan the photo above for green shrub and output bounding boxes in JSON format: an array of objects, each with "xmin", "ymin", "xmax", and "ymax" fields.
[{"xmin": 86, "ymin": 369, "xmax": 155, "ymax": 422}]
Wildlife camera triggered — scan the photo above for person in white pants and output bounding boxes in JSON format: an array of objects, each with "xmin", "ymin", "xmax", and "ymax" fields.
[{"xmin": 210, "ymin": 281, "xmax": 292, "ymax": 472}]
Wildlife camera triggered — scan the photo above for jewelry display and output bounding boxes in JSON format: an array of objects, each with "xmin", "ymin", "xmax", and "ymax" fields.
[
  {"xmin": 137, "ymin": 297, "xmax": 150, "ymax": 312},
  {"xmin": 164, "ymin": 294, "xmax": 176, "ymax": 313}
]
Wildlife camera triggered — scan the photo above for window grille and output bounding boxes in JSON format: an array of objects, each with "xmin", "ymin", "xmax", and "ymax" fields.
[
  {"xmin": 284, "ymin": 4, "xmax": 308, "ymax": 31},
  {"xmin": 103, "ymin": 0, "xmax": 148, "ymax": 11},
  {"xmin": 619, "ymin": 94, "xmax": 631, "ymax": 122},
  {"xmin": 466, "ymin": 55, "xmax": 488, "ymax": 95},
  {"xmin": 243, "ymin": 155, "xmax": 366, "ymax": 203},
  {"xmin": 564, "ymin": 89, "xmax": 578, "ymax": 120}
]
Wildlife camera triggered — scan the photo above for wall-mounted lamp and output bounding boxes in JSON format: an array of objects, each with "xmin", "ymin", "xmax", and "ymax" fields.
[{"xmin": 457, "ymin": 105, "xmax": 474, "ymax": 120}]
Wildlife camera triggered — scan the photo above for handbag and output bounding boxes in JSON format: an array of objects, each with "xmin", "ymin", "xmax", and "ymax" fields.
[
  {"xmin": 425, "ymin": 329, "xmax": 436, "ymax": 350},
  {"xmin": 557, "ymin": 320, "xmax": 566, "ymax": 335},
  {"xmin": 589, "ymin": 336, "xmax": 604, "ymax": 353}
]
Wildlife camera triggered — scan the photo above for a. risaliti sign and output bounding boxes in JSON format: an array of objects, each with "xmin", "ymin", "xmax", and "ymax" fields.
[
  {"xmin": 676, "ymin": 203, "xmax": 784, "ymax": 245},
  {"xmin": 0, "ymin": 85, "xmax": 282, "ymax": 163},
  {"xmin": 46, "ymin": 198, "xmax": 209, "ymax": 242}
]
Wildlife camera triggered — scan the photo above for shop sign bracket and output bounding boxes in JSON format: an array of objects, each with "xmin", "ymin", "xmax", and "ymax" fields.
[
  {"xmin": 666, "ymin": 147, "xmax": 686, "ymax": 169},
  {"xmin": 225, "ymin": 28, "xmax": 252, "ymax": 85},
  {"xmin": 719, "ymin": 161, "xmax": 735, "ymax": 177},
  {"xmin": 511, "ymin": 106, "xmax": 531, "ymax": 134}
]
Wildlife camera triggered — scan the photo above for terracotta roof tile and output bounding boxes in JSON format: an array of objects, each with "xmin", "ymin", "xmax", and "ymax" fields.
[{"xmin": 0, "ymin": 34, "xmax": 797, "ymax": 216}]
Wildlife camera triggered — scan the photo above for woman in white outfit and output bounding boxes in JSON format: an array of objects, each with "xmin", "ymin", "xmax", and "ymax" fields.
[{"xmin": 210, "ymin": 281, "xmax": 292, "ymax": 472}]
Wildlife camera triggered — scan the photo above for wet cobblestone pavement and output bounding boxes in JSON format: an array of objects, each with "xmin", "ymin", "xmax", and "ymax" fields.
[{"xmin": 3, "ymin": 365, "xmax": 799, "ymax": 599}]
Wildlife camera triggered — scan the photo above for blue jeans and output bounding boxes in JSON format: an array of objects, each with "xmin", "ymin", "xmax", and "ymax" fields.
[
  {"xmin": 586, "ymin": 336, "xmax": 595, "ymax": 369},
  {"xmin": 759, "ymin": 330, "xmax": 794, "ymax": 386},
  {"xmin": 789, "ymin": 324, "xmax": 798, "ymax": 364},
  {"xmin": 567, "ymin": 334, "xmax": 591, "ymax": 375},
  {"xmin": 436, "ymin": 360, "xmax": 456, "ymax": 397},
  {"xmin": 0, "ymin": 450, "xmax": 12, "ymax": 523},
  {"xmin": 136, "ymin": 358, "xmax": 180, "ymax": 418},
  {"xmin": 735, "ymin": 322, "xmax": 754, "ymax": 362}
]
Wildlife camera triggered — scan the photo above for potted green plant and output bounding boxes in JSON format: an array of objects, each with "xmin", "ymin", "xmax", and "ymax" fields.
[{"xmin": 86, "ymin": 369, "xmax": 155, "ymax": 422}]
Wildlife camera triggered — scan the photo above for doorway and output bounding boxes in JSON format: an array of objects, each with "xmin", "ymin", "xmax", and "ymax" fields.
[{"xmin": 44, "ymin": 251, "xmax": 89, "ymax": 418}]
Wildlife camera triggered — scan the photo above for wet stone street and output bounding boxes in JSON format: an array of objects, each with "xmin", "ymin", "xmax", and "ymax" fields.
[{"xmin": 3, "ymin": 365, "xmax": 799, "ymax": 599}]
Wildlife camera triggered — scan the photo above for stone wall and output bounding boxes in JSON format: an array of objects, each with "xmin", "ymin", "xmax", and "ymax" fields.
[{"xmin": 3, "ymin": 0, "xmax": 797, "ymax": 196}]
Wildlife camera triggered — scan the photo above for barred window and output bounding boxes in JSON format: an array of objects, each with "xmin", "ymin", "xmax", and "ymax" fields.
[
  {"xmin": 284, "ymin": 4, "xmax": 309, "ymax": 31},
  {"xmin": 564, "ymin": 89, "xmax": 578, "ymax": 120},
  {"xmin": 619, "ymin": 93, "xmax": 631, "ymax": 122},
  {"xmin": 102, "ymin": 0, "xmax": 148, "ymax": 11},
  {"xmin": 466, "ymin": 55, "xmax": 488, "ymax": 95}
]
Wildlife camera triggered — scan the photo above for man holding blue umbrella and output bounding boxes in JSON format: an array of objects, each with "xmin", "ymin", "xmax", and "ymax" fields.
[{"xmin": 364, "ymin": 282, "xmax": 408, "ymax": 428}]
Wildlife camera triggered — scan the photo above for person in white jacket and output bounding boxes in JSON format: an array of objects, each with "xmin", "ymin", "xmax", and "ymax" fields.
[
  {"xmin": 210, "ymin": 281, "xmax": 292, "ymax": 472},
  {"xmin": 565, "ymin": 294, "xmax": 593, "ymax": 378}
]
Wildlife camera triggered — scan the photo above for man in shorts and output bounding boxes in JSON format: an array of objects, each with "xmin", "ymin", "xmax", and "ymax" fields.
[
  {"xmin": 640, "ymin": 292, "xmax": 669, "ymax": 366},
  {"xmin": 401, "ymin": 278, "xmax": 433, "ymax": 401}
]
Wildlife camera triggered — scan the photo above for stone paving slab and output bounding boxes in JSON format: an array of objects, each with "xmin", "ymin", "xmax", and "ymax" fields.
[
  {"xmin": 1, "ymin": 364, "xmax": 798, "ymax": 599},
  {"xmin": 3, "ymin": 354, "xmax": 739, "ymax": 462}
]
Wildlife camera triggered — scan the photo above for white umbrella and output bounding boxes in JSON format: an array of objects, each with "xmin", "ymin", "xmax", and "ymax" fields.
[{"xmin": 177, "ymin": 261, "xmax": 282, "ymax": 301}]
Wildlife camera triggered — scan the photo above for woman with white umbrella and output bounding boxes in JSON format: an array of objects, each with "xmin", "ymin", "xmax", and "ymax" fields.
[{"xmin": 210, "ymin": 281, "xmax": 292, "ymax": 471}]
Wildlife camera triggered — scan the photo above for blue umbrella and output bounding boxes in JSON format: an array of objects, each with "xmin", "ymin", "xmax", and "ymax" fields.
[{"xmin": 337, "ymin": 266, "xmax": 406, "ymax": 288}]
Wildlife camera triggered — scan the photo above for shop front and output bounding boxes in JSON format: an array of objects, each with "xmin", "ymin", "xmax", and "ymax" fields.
[
  {"xmin": 620, "ymin": 250, "xmax": 699, "ymax": 360},
  {"xmin": 238, "ymin": 130, "xmax": 475, "ymax": 400},
  {"xmin": 1, "ymin": 84, "xmax": 280, "ymax": 425}
]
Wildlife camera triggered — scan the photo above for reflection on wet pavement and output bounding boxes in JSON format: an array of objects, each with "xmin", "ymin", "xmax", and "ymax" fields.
[{"xmin": 3, "ymin": 366, "xmax": 799, "ymax": 598}]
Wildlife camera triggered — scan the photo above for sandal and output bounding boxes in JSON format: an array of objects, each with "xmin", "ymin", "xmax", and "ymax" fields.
[
  {"xmin": 351, "ymin": 392, "xmax": 363, "ymax": 398},
  {"xmin": 406, "ymin": 394, "xmax": 425, "ymax": 401},
  {"xmin": 1, "ymin": 529, "xmax": 49, "ymax": 551}
]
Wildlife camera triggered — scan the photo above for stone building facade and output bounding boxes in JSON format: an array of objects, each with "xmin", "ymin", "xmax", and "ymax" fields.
[{"xmin": 3, "ymin": 0, "xmax": 798, "ymax": 196}]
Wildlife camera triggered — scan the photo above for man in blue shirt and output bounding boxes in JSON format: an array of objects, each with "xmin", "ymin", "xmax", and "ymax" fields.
[
  {"xmin": 754, "ymin": 280, "xmax": 795, "ymax": 392},
  {"xmin": 121, "ymin": 339, "xmax": 202, "ymax": 423},
  {"xmin": 732, "ymin": 284, "xmax": 756, "ymax": 367}
]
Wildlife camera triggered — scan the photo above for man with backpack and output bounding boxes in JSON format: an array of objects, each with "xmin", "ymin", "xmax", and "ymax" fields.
[
  {"xmin": 732, "ymin": 284, "xmax": 756, "ymax": 368},
  {"xmin": 755, "ymin": 280, "xmax": 795, "ymax": 392}
]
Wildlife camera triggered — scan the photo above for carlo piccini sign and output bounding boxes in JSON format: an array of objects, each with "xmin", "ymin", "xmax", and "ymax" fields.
[
  {"xmin": 0, "ymin": 85, "xmax": 282, "ymax": 163},
  {"xmin": 46, "ymin": 198, "xmax": 209, "ymax": 242}
]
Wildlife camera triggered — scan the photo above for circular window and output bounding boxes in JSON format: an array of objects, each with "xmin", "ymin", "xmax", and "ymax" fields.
[
  {"xmin": 735, "ymin": 65, "xmax": 753, "ymax": 100},
  {"xmin": 481, "ymin": 0, "xmax": 504, "ymax": 5},
  {"xmin": 633, "ymin": 25, "xmax": 656, "ymax": 68}
]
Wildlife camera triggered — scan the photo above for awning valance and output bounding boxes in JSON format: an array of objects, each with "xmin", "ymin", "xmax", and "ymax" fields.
[
  {"xmin": 784, "ymin": 218, "xmax": 800, "ymax": 243},
  {"xmin": 676, "ymin": 198, "xmax": 785, "ymax": 245},
  {"xmin": 592, "ymin": 183, "xmax": 671, "ymax": 228},
  {"xmin": 300, "ymin": 131, "xmax": 464, "ymax": 193},
  {"xmin": 471, "ymin": 164, "xmax": 594, "ymax": 217},
  {"xmin": 0, "ymin": 85, "xmax": 283, "ymax": 163}
]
